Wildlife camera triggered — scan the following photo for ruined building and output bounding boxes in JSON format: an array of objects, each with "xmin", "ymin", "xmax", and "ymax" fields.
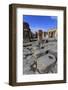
[
  {"xmin": 23, "ymin": 22, "xmax": 33, "ymax": 43},
  {"xmin": 23, "ymin": 22, "xmax": 57, "ymax": 43},
  {"xmin": 48, "ymin": 29, "xmax": 57, "ymax": 38},
  {"xmin": 37, "ymin": 30, "xmax": 43, "ymax": 41},
  {"xmin": 36, "ymin": 29, "xmax": 57, "ymax": 41}
]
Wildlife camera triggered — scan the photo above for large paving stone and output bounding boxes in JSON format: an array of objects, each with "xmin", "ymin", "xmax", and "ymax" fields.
[
  {"xmin": 37, "ymin": 53, "xmax": 56, "ymax": 74},
  {"xmin": 23, "ymin": 40, "xmax": 57, "ymax": 74}
]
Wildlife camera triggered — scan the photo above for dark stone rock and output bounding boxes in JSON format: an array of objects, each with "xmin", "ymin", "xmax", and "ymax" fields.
[{"xmin": 46, "ymin": 40, "xmax": 48, "ymax": 43}]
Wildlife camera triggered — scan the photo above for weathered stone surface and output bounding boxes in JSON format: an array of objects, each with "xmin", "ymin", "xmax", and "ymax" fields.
[
  {"xmin": 32, "ymin": 47, "xmax": 46, "ymax": 58},
  {"xmin": 37, "ymin": 53, "xmax": 56, "ymax": 74},
  {"xmin": 23, "ymin": 39, "xmax": 57, "ymax": 74},
  {"xmin": 23, "ymin": 64, "xmax": 35, "ymax": 74},
  {"xmin": 27, "ymin": 56, "xmax": 35, "ymax": 65}
]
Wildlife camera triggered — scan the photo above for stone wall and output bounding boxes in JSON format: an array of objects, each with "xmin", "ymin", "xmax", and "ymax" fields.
[{"xmin": 23, "ymin": 22, "xmax": 33, "ymax": 43}]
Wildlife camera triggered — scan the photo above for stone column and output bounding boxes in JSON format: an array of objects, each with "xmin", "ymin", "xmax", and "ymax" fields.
[
  {"xmin": 53, "ymin": 32, "xmax": 54, "ymax": 38},
  {"xmin": 43, "ymin": 32, "xmax": 45, "ymax": 39},
  {"xmin": 49, "ymin": 32, "xmax": 50, "ymax": 38}
]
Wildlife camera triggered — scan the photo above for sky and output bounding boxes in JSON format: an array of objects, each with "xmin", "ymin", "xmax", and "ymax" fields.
[{"xmin": 23, "ymin": 15, "xmax": 57, "ymax": 33}]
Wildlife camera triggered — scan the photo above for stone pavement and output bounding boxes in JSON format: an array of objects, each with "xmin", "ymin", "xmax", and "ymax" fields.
[{"xmin": 23, "ymin": 38, "xmax": 57, "ymax": 75}]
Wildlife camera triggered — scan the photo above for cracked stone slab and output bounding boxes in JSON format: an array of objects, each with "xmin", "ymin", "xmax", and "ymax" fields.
[{"xmin": 37, "ymin": 53, "xmax": 56, "ymax": 74}]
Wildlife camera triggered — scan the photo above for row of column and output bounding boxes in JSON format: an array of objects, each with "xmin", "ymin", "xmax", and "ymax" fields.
[
  {"xmin": 37, "ymin": 31, "xmax": 57, "ymax": 40},
  {"xmin": 48, "ymin": 31, "xmax": 56, "ymax": 38}
]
